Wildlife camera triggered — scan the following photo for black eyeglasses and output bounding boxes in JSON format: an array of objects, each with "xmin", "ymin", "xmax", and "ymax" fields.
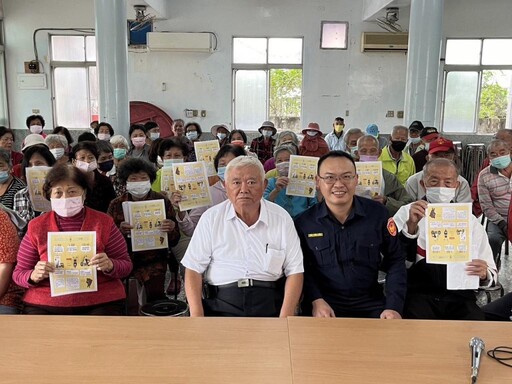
[{"xmin": 318, "ymin": 174, "xmax": 356, "ymax": 185}]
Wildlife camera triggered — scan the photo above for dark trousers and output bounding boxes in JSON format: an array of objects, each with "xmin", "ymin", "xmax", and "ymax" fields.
[
  {"xmin": 404, "ymin": 292, "xmax": 484, "ymax": 320},
  {"xmin": 23, "ymin": 300, "xmax": 125, "ymax": 315},
  {"xmin": 203, "ymin": 285, "xmax": 284, "ymax": 317},
  {"xmin": 482, "ymin": 292, "xmax": 512, "ymax": 321}
]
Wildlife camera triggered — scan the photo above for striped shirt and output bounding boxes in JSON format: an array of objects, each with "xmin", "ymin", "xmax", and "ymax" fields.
[
  {"xmin": 0, "ymin": 177, "xmax": 26, "ymax": 210},
  {"xmin": 477, "ymin": 165, "xmax": 512, "ymax": 224}
]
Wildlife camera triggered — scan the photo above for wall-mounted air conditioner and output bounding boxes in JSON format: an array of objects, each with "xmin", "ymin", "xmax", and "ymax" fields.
[
  {"xmin": 361, "ymin": 32, "xmax": 408, "ymax": 53},
  {"xmin": 147, "ymin": 32, "xmax": 213, "ymax": 52}
]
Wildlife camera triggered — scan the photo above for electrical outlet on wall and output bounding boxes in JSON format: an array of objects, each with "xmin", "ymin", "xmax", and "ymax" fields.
[
  {"xmin": 397, "ymin": 111, "xmax": 404, "ymax": 118},
  {"xmin": 32, "ymin": 109, "xmax": 40, "ymax": 114},
  {"xmin": 201, "ymin": 110, "xmax": 206, "ymax": 117},
  {"xmin": 386, "ymin": 110, "xmax": 394, "ymax": 118},
  {"xmin": 185, "ymin": 109, "xmax": 194, "ymax": 118}
]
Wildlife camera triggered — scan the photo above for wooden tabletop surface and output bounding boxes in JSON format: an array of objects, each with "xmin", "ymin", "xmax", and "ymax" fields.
[
  {"xmin": 288, "ymin": 317, "xmax": 511, "ymax": 384},
  {"xmin": 1, "ymin": 316, "xmax": 511, "ymax": 383}
]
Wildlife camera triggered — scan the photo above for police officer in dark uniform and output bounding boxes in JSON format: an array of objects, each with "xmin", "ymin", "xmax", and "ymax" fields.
[{"xmin": 294, "ymin": 151, "xmax": 407, "ymax": 318}]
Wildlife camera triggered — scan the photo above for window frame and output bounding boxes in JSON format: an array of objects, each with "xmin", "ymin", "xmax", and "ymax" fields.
[
  {"xmin": 231, "ymin": 36, "xmax": 304, "ymax": 131},
  {"xmin": 441, "ymin": 37, "xmax": 512, "ymax": 134},
  {"xmin": 49, "ymin": 33, "xmax": 97, "ymax": 129}
]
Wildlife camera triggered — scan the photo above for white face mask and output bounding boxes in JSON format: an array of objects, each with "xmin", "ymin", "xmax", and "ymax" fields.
[
  {"xmin": 126, "ymin": 180, "xmax": 151, "ymax": 198},
  {"xmin": 306, "ymin": 131, "xmax": 318, "ymax": 137},
  {"xmin": 97, "ymin": 133, "xmax": 111, "ymax": 141},
  {"xmin": 408, "ymin": 137, "xmax": 421, "ymax": 144},
  {"xmin": 276, "ymin": 161, "xmax": 290, "ymax": 177},
  {"xmin": 425, "ymin": 187, "xmax": 456, "ymax": 204},
  {"xmin": 30, "ymin": 125, "xmax": 43, "ymax": 134},
  {"xmin": 262, "ymin": 130, "xmax": 273, "ymax": 138},
  {"xmin": 75, "ymin": 159, "xmax": 97, "ymax": 173},
  {"xmin": 150, "ymin": 132, "xmax": 160, "ymax": 141},
  {"xmin": 50, "ymin": 148, "xmax": 65, "ymax": 160},
  {"xmin": 217, "ymin": 133, "xmax": 227, "ymax": 140},
  {"xmin": 51, "ymin": 196, "xmax": 84, "ymax": 217},
  {"xmin": 163, "ymin": 158, "xmax": 183, "ymax": 168}
]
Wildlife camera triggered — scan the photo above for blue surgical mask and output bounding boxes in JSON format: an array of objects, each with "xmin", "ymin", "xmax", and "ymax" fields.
[
  {"xmin": 217, "ymin": 166, "xmax": 226, "ymax": 181},
  {"xmin": 424, "ymin": 142, "xmax": 430, "ymax": 151},
  {"xmin": 491, "ymin": 154, "xmax": 512, "ymax": 170},
  {"xmin": 350, "ymin": 146, "xmax": 358, "ymax": 157},
  {"xmin": 409, "ymin": 137, "xmax": 421, "ymax": 144},
  {"xmin": 186, "ymin": 131, "xmax": 198, "ymax": 141},
  {"xmin": 0, "ymin": 170, "xmax": 9, "ymax": 183}
]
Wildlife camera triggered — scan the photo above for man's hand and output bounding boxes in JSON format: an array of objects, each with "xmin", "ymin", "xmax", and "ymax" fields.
[
  {"xmin": 380, "ymin": 309, "xmax": 402, "ymax": 319},
  {"xmin": 466, "ymin": 259, "xmax": 488, "ymax": 280},
  {"xmin": 406, "ymin": 200, "xmax": 428, "ymax": 235},
  {"xmin": 312, "ymin": 298, "xmax": 336, "ymax": 318}
]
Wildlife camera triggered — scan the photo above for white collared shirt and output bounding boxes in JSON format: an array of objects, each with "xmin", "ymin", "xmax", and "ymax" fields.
[
  {"xmin": 393, "ymin": 203, "xmax": 497, "ymax": 287},
  {"xmin": 324, "ymin": 132, "xmax": 346, "ymax": 151},
  {"xmin": 181, "ymin": 199, "xmax": 304, "ymax": 285}
]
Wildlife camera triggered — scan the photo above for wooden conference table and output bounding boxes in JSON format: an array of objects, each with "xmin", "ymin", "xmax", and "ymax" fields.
[{"xmin": 1, "ymin": 316, "xmax": 510, "ymax": 383}]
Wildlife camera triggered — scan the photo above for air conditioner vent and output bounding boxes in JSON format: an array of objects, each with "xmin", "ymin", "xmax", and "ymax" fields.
[{"xmin": 361, "ymin": 32, "xmax": 408, "ymax": 52}]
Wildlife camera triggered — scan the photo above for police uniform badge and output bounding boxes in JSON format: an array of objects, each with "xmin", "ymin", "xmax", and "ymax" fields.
[{"xmin": 387, "ymin": 218, "xmax": 397, "ymax": 236}]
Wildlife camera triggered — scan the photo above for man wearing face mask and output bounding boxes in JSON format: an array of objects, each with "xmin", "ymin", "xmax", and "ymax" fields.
[
  {"xmin": 342, "ymin": 128, "xmax": 364, "ymax": 160},
  {"xmin": 405, "ymin": 137, "xmax": 472, "ymax": 203},
  {"xmin": 378, "ymin": 125, "xmax": 416, "ymax": 186},
  {"xmin": 393, "ymin": 158, "xmax": 497, "ymax": 320},
  {"xmin": 477, "ymin": 139, "xmax": 512, "ymax": 269},
  {"xmin": 325, "ymin": 117, "xmax": 346, "ymax": 151},
  {"xmin": 299, "ymin": 122, "xmax": 329, "ymax": 158},
  {"xmin": 356, "ymin": 135, "xmax": 413, "ymax": 216},
  {"xmin": 250, "ymin": 121, "xmax": 277, "ymax": 164},
  {"xmin": 412, "ymin": 126, "xmax": 439, "ymax": 172},
  {"xmin": 404, "ymin": 120, "xmax": 424, "ymax": 156}
]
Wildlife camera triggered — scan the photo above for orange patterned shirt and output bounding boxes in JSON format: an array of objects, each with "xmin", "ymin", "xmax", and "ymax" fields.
[{"xmin": 0, "ymin": 210, "xmax": 23, "ymax": 310}]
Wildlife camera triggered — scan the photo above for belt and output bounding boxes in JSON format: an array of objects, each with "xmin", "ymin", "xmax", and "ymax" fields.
[{"xmin": 214, "ymin": 279, "xmax": 278, "ymax": 289}]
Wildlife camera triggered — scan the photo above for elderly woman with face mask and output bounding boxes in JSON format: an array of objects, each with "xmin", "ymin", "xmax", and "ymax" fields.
[
  {"xmin": 12, "ymin": 164, "xmax": 132, "ymax": 315},
  {"xmin": 45, "ymin": 134, "xmax": 69, "ymax": 165},
  {"xmin": 107, "ymin": 158, "xmax": 180, "ymax": 304},
  {"xmin": 264, "ymin": 145, "xmax": 317, "ymax": 218},
  {"xmin": 70, "ymin": 141, "xmax": 116, "ymax": 213},
  {"xmin": 0, "ymin": 148, "xmax": 25, "ymax": 210}
]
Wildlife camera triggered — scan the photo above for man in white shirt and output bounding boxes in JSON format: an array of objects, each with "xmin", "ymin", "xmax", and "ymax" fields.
[
  {"xmin": 324, "ymin": 117, "xmax": 346, "ymax": 151},
  {"xmin": 182, "ymin": 156, "xmax": 304, "ymax": 317},
  {"xmin": 405, "ymin": 137, "xmax": 472, "ymax": 202},
  {"xmin": 394, "ymin": 158, "xmax": 497, "ymax": 320}
]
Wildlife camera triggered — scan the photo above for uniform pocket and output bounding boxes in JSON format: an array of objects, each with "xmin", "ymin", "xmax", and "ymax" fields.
[{"xmin": 307, "ymin": 238, "xmax": 334, "ymax": 266}]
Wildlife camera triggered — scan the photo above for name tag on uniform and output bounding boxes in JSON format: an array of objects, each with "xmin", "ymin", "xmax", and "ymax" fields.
[{"xmin": 307, "ymin": 233, "xmax": 323, "ymax": 238}]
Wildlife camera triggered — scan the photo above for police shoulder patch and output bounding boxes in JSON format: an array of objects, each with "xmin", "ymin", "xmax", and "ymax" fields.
[{"xmin": 387, "ymin": 218, "xmax": 397, "ymax": 237}]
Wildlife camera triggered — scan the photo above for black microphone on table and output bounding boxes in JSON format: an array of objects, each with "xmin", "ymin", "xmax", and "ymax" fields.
[{"xmin": 470, "ymin": 337, "xmax": 485, "ymax": 384}]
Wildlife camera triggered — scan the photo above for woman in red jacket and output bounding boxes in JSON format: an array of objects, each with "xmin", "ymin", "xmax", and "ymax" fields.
[{"xmin": 12, "ymin": 164, "xmax": 132, "ymax": 315}]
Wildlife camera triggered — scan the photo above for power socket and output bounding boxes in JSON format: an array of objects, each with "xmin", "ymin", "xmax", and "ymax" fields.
[
  {"xmin": 201, "ymin": 110, "xmax": 206, "ymax": 117},
  {"xmin": 24, "ymin": 61, "xmax": 40, "ymax": 74}
]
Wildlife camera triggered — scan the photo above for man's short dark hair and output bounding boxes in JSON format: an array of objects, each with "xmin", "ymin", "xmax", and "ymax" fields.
[
  {"xmin": 317, "ymin": 150, "xmax": 355, "ymax": 173},
  {"xmin": 334, "ymin": 117, "xmax": 344, "ymax": 123}
]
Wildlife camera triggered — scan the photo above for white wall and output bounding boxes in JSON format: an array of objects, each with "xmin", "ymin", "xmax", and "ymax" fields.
[{"xmin": 3, "ymin": 0, "xmax": 512, "ymax": 137}]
